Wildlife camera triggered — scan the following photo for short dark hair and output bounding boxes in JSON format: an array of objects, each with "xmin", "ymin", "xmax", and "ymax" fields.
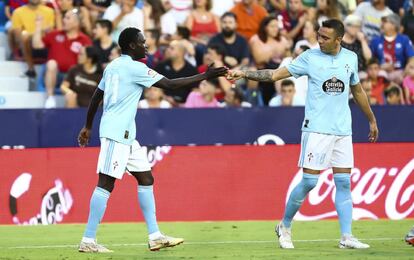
[
  {"xmin": 367, "ymin": 57, "xmax": 380, "ymax": 67},
  {"xmin": 221, "ymin": 12, "xmax": 237, "ymax": 21},
  {"xmin": 322, "ymin": 19, "xmax": 345, "ymax": 38},
  {"xmin": 85, "ymin": 46, "xmax": 100, "ymax": 64},
  {"xmin": 384, "ymin": 85, "xmax": 401, "ymax": 97},
  {"xmin": 281, "ymin": 79, "xmax": 295, "ymax": 88},
  {"xmin": 176, "ymin": 26, "xmax": 190, "ymax": 40},
  {"xmin": 96, "ymin": 19, "xmax": 113, "ymax": 34},
  {"xmin": 207, "ymin": 43, "xmax": 226, "ymax": 58},
  {"xmin": 145, "ymin": 28, "xmax": 161, "ymax": 44},
  {"xmin": 118, "ymin": 27, "xmax": 141, "ymax": 52}
]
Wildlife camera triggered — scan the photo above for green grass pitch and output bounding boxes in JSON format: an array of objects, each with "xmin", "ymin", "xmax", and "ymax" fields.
[{"xmin": 0, "ymin": 220, "xmax": 413, "ymax": 259}]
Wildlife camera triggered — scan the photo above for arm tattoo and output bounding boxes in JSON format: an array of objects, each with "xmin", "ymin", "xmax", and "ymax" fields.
[{"xmin": 244, "ymin": 69, "xmax": 274, "ymax": 82}]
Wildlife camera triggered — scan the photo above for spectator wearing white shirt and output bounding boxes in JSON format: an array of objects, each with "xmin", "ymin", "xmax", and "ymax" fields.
[
  {"xmin": 138, "ymin": 87, "xmax": 172, "ymax": 108},
  {"xmin": 269, "ymin": 79, "xmax": 305, "ymax": 107},
  {"xmin": 103, "ymin": 0, "xmax": 144, "ymax": 42}
]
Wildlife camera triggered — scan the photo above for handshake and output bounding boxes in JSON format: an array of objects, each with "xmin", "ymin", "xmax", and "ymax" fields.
[{"xmin": 204, "ymin": 63, "xmax": 245, "ymax": 81}]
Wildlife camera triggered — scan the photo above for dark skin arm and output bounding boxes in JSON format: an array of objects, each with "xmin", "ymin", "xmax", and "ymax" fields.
[
  {"xmin": 77, "ymin": 65, "xmax": 227, "ymax": 146},
  {"xmin": 153, "ymin": 64, "xmax": 228, "ymax": 90},
  {"xmin": 78, "ymin": 88, "xmax": 104, "ymax": 147}
]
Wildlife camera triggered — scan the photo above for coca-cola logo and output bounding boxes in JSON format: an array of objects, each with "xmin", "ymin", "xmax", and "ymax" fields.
[
  {"xmin": 9, "ymin": 174, "xmax": 73, "ymax": 225},
  {"xmin": 286, "ymin": 158, "xmax": 414, "ymax": 220},
  {"xmin": 322, "ymin": 77, "xmax": 345, "ymax": 96}
]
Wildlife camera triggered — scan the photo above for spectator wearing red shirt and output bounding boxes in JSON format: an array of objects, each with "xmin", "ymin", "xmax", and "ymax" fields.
[
  {"xmin": 33, "ymin": 8, "xmax": 92, "ymax": 108},
  {"xmin": 366, "ymin": 58, "xmax": 389, "ymax": 105}
]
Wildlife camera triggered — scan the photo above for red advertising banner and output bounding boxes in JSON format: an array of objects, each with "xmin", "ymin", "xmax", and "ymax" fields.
[{"xmin": 0, "ymin": 143, "xmax": 413, "ymax": 225}]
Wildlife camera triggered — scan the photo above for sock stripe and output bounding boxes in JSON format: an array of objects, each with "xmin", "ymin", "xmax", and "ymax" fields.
[
  {"xmin": 104, "ymin": 140, "xmax": 115, "ymax": 174},
  {"xmin": 299, "ymin": 132, "xmax": 310, "ymax": 167}
]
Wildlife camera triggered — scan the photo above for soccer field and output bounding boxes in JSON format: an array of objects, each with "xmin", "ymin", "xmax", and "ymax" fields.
[{"xmin": 0, "ymin": 220, "xmax": 412, "ymax": 259}]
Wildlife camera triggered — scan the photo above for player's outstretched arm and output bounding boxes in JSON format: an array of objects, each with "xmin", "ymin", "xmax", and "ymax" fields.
[
  {"xmin": 78, "ymin": 88, "xmax": 104, "ymax": 147},
  {"xmin": 226, "ymin": 67, "xmax": 291, "ymax": 82},
  {"xmin": 153, "ymin": 64, "xmax": 228, "ymax": 90},
  {"xmin": 351, "ymin": 83, "xmax": 379, "ymax": 143}
]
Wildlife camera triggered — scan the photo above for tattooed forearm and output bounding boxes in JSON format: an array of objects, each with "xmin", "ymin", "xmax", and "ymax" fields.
[{"xmin": 244, "ymin": 70, "xmax": 275, "ymax": 82}]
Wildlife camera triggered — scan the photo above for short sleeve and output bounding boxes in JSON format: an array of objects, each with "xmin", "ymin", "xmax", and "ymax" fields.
[
  {"xmin": 404, "ymin": 37, "xmax": 414, "ymax": 58},
  {"xmin": 287, "ymin": 50, "xmax": 310, "ymax": 78},
  {"xmin": 64, "ymin": 67, "xmax": 76, "ymax": 89},
  {"xmin": 133, "ymin": 62, "xmax": 163, "ymax": 88},
  {"xmin": 350, "ymin": 53, "xmax": 360, "ymax": 86},
  {"xmin": 98, "ymin": 70, "xmax": 106, "ymax": 91},
  {"xmin": 42, "ymin": 31, "xmax": 53, "ymax": 48},
  {"xmin": 11, "ymin": 10, "xmax": 22, "ymax": 29}
]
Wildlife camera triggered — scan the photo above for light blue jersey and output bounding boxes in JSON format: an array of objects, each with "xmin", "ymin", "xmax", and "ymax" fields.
[
  {"xmin": 287, "ymin": 48, "xmax": 359, "ymax": 136},
  {"xmin": 98, "ymin": 55, "xmax": 163, "ymax": 145}
]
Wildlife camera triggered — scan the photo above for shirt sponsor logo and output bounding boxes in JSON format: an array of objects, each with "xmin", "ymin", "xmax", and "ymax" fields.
[{"xmin": 322, "ymin": 77, "xmax": 345, "ymax": 95}]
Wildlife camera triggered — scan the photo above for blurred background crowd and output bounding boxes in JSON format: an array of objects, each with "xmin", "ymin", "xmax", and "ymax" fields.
[{"xmin": 1, "ymin": 0, "xmax": 413, "ymax": 108}]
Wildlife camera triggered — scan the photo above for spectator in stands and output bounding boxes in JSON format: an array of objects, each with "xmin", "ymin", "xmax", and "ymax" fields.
[
  {"xmin": 338, "ymin": 0, "xmax": 357, "ymax": 14},
  {"xmin": 103, "ymin": 0, "xmax": 144, "ymax": 42},
  {"xmin": 370, "ymin": 13, "xmax": 414, "ymax": 84},
  {"xmin": 402, "ymin": 1, "xmax": 414, "ymax": 42},
  {"xmin": 230, "ymin": 0, "xmax": 268, "ymax": 40},
  {"xmin": 250, "ymin": 15, "xmax": 291, "ymax": 104},
  {"xmin": 220, "ymin": 86, "xmax": 252, "ymax": 107},
  {"xmin": 250, "ymin": 15, "xmax": 291, "ymax": 69},
  {"xmin": 310, "ymin": 0, "xmax": 342, "ymax": 25},
  {"xmin": 366, "ymin": 58, "xmax": 389, "ymax": 105},
  {"xmin": 244, "ymin": 82, "xmax": 264, "ymax": 107},
  {"xmin": 353, "ymin": 0, "xmax": 393, "ymax": 42},
  {"xmin": 5, "ymin": 0, "xmax": 28, "ymax": 58},
  {"xmin": 109, "ymin": 45, "xmax": 121, "ymax": 61},
  {"xmin": 277, "ymin": 45, "xmax": 310, "ymax": 102},
  {"xmin": 264, "ymin": 0, "xmax": 286, "ymax": 14},
  {"xmin": 155, "ymin": 40, "xmax": 198, "ymax": 105},
  {"xmin": 83, "ymin": 0, "xmax": 112, "ymax": 24},
  {"xmin": 198, "ymin": 43, "xmax": 232, "ymax": 101},
  {"xmin": 143, "ymin": 0, "xmax": 177, "ymax": 36},
  {"xmin": 184, "ymin": 78, "xmax": 220, "ymax": 108},
  {"xmin": 208, "ymin": 12, "xmax": 251, "ymax": 70},
  {"xmin": 32, "ymin": 8, "xmax": 92, "ymax": 108},
  {"xmin": 361, "ymin": 78, "xmax": 377, "ymax": 105},
  {"xmin": 10, "ymin": 0, "xmax": 54, "ymax": 77},
  {"xmin": 269, "ymin": 79, "xmax": 305, "ymax": 107},
  {"xmin": 93, "ymin": 19, "xmax": 117, "ymax": 69},
  {"xmin": 185, "ymin": 0, "xmax": 220, "ymax": 46},
  {"xmin": 144, "ymin": 29, "xmax": 164, "ymax": 69},
  {"xmin": 384, "ymin": 84, "xmax": 403, "ymax": 105},
  {"xmin": 171, "ymin": 26, "xmax": 196, "ymax": 66},
  {"xmin": 280, "ymin": 0, "xmax": 307, "ymax": 42},
  {"xmin": 60, "ymin": 46, "xmax": 102, "ymax": 108},
  {"xmin": 138, "ymin": 87, "xmax": 172, "ymax": 108},
  {"xmin": 403, "ymin": 58, "xmax": 414, "ymax": 104},
  {"xmin": 294, "ymin": 20, "xmax": 319, "ymax": 51},
  {"xmin": 341, "ymin": 14, "xmax": 372, "ymax": 71},
  {"xmin": 55, "ymin": 0, "xmax": 92, "ymax": 35}
]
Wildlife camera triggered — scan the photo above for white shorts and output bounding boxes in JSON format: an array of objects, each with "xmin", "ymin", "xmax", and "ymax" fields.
[
  {"xmin": 298, "ymin": 132, "xmax": 354, "ymax": 170},
  {"xmin": 97, "ymin": 138, "xmax": 152, "ymax": 179}
]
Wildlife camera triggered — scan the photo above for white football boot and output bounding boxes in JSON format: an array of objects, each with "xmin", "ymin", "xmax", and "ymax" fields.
[{"xmin": 275, "ymin": 222, "xmax": 294, "ymax": 249}]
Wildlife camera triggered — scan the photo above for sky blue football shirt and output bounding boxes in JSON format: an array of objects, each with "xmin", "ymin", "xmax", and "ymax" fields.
[
  {"xmin": 286, "ymin": 48, "xmax": 359, "ymax": 136},
  {"xmin": 98, "ymin": 55, "xmax": 163, "ymax": 145}
]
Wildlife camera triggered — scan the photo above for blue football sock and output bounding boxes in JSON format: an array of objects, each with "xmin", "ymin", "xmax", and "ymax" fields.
[
  {"xmin": 334, "ymin": 173, "xmax": 353, "ymax": 236},
  {"xmin": 282, "ymin": 173, "xmax": 319, "ymax": 228},
  {"xmin": 84, "ymin": 187, "xmax": 110, "ymax": 239},
  {"xmin": 138, "ymin": 185, "xmax": 160, "ymax": 235}
]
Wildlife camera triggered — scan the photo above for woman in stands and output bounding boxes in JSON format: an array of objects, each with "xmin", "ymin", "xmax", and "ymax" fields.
[{"xmin": 60, "ymin": 46, "xmax": 102, "ymax": 108}]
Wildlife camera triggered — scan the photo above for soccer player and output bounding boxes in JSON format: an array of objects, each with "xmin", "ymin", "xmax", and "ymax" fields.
[
  {"xmin": 227, "ymin": 19, "xmax": 378, "ymax": 249},
  {"xmin": 77, "ymin": 27, "xmax": 228, "ymax": 253}
]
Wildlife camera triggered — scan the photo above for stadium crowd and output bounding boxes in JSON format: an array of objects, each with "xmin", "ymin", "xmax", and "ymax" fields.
[{"xmin": 3, "ymin": 0, "xmax": 414, "ymax": 108}]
